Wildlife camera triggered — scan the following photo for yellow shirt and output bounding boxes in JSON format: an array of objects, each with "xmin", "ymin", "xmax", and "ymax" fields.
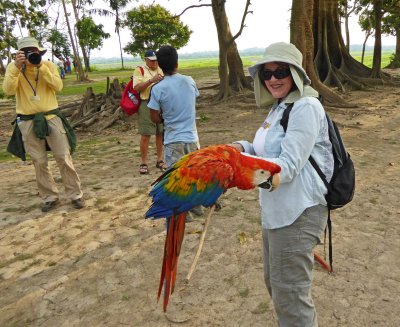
[
  {"xmin": 2, "ymin": 60, "xmax": 63, "ymax": 115},
  {"xmin": 132, "ymin": 65, "xmax": 163, "ymax": 100}
]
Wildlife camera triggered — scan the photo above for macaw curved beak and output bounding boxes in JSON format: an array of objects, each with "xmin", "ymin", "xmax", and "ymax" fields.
[{"xmin": 257, "ymin": 173, "xmax": 281, "ymax": 191}]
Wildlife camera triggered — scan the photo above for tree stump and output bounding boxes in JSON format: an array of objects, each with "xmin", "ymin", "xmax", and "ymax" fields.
[{"xmin": 59, "ymin": 78, "xmax": 129, "ymax": 131}]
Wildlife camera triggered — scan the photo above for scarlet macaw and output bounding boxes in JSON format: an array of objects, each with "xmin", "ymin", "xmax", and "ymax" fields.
[{"xmin": 145, "ymin": 144, "xmax": 281, "ymax": 311}]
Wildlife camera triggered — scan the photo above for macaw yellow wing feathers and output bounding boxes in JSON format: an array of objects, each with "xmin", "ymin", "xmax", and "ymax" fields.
[{"xmin": 146, "ymin": 144, "xmax": 281, "ymax": 311}]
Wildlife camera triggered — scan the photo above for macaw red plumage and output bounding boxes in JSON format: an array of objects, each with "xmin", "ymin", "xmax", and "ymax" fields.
[{"xmin": 145, "ymin": 144, "xmax": 281, "ymax": 311}]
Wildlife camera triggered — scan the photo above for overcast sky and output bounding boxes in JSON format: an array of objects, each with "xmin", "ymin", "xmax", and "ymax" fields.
[{"xmin": 87, "ymin": 0, "xmax": 396, "ymax": 57}]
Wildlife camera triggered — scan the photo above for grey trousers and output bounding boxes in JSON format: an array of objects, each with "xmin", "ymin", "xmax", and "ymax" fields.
[
  {"xmin": 262, "ymin": 205, "xmax": 328, "ymax": 327},
  {"xmin": 164, "ymin": 142, "xmax": 199, "ymax": 167},
  {"xmin": 18, "ymin": 116, "xmax": 83, "ymax": 202}
]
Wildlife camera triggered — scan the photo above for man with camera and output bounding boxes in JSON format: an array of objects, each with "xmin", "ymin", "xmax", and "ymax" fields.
[{"xmin": 3, "ymin": 36, "xmax": 84, "ymax": 212}]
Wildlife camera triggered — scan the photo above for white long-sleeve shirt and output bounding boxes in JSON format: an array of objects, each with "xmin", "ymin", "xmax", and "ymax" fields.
[{"xmin": 237, "ymin": 96, "xmax": 334, "ymax": 229}]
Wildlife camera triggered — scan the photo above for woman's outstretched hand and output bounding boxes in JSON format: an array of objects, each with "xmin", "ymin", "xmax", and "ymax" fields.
[{"xmin": 227, "ymin": 143, "xmax": 244, "ymax": 152}]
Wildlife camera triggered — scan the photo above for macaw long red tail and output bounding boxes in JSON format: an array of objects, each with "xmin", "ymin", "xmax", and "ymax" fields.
[
  {"xmin": 157, "ymin": 212, "xmax": 187, "ymax": 312},
  {"xmin": 314, "ymin": 252, "xmax": 332, "ymax": 273}
]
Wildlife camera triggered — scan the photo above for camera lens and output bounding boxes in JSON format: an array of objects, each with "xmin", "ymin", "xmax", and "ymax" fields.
[{"xmin": 25, "ymin": 51, "xmax": 42, "ymax": 65}]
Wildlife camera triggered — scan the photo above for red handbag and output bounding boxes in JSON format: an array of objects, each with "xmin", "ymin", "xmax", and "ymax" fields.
[{"xmin": 120, "ymin": 66, "xmax": 144, "ymax": 116}]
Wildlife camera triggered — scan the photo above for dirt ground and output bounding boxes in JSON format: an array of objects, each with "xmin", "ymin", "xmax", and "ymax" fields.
[{"xmin": 1, "ymin": 71, "xmax": 400, "ymax": 327}]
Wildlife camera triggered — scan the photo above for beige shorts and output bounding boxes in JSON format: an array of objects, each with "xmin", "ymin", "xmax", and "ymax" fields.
[{"xmin": 138, "ymin": 101, "xmax": 163, "ymax": 135}]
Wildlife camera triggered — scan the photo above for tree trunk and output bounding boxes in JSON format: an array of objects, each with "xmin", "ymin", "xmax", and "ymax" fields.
[
  {"xmin": 387, "ymin": 31, "xmax": 400, "ymax": 68},
  {"xmin": 0, "ymin": 60, "xmax": 5, "ymax": 75},
  {"xmin": 344, "ymin": 1, "xmax": 350, "ymax": 50},
  {"xmin": 371, "ymin": 0, "xmax": 383, "ymax": 77},
  {"xmin": 115, "ymin": 11, "xmax": 125, "ymax": 70},
  {"xmin": 61, "ymin": 0, "xmax": 86, "ymax": 81},
  {"xmin": 86, "ymin": 49, "xmax": 91, "ymax": 72},
  {"xmin": 290, "ymin": 0, "xmax": 389, "ymax": 106},
  {"xmin": 211, "ymin": 0, "xmax": 251, "ymax": 100},
  {"xmin": 71, "ymin": 0, "xmax": 90, "ymax": 73},
  {"xmin": 116, "ymin": 28, "xmax": 124, "ymax": 70},
  {"xmin": 211, "ymin": 0, "xmax": 232, "ymax": 100},
  {"xmin": 83, "ymin": 51, "xmax": 90, "ymax": 72},
  {"xmin": 290, "ymin": 0, "xmax": 346, "ymax": 105},
  {"xmin": 227, "ymin": 38, "xmax": 252, "ymax": 91},
  {"xmin": 362, "ymin": 29, "xmax": 373, "ymax": 65},
  {"xmin": 362, "ymin": 37, "xmax": 368, "ymax": 64}
]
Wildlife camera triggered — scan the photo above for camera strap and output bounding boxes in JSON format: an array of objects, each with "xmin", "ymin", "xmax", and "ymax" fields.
[{"xmin": 22, "ymin": 69, "xmax": 39, "ymax": 96}]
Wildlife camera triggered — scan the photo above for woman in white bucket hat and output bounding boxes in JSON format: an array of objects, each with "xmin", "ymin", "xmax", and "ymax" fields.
[{"xmin": 231, "ymin": 42, "xmax": 334, "ymax": 326}]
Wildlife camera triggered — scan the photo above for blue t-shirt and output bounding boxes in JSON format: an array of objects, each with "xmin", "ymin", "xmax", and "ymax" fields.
[{"xmin": 148, "ymin": 73, "xmax": 199, "ymax": 145}]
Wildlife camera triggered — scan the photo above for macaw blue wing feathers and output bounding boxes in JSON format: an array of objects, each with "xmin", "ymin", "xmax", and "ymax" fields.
[{"xmin": 145, "ymin": 144, "xmax": 281, "ymax": 312}]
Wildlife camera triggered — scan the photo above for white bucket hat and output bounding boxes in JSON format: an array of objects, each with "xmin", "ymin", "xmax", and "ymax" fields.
[
  {"xmin": 248, "ymin": 42, "xmax": 317, "ymax": 107},
  {"xmin": 17, "ymin": 37, "xmax": 47, "ymax": 55}
]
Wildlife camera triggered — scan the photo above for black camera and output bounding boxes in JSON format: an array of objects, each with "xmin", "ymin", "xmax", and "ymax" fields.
[{"xmin": 24, "ymin": 51, "xmax": 42, "ymax": 65}]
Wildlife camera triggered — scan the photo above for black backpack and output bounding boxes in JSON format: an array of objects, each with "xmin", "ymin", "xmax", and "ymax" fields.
[{"xmin": 280, "ymin": 102, "xmax": 356, "ymax": 271}]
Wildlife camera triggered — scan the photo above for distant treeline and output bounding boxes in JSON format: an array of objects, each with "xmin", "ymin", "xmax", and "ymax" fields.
[{"xmin": 90, "ymin": 45, "xmax": 396, "ymax": 64}]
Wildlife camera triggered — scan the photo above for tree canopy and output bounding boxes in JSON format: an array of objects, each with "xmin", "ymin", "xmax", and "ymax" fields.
[
  {"xmin": 123, "ymin": 4, "xmax": 192, "ymax": 57},
  {"xmin": 77, "ymin": 16, "xmax": 110, "ymax": 70},
  {"xmin": 47, "ymin": 29, "xmax": 72, "ymax": 61},
  {"xmin": 0, "ymin": 0, "xmax": 49, "ymax": 74}
]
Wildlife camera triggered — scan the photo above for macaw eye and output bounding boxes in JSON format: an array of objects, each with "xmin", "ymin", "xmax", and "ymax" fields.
[{"xmin": 260, "ymin": 171, "xmax": 264, "ymax": 174}]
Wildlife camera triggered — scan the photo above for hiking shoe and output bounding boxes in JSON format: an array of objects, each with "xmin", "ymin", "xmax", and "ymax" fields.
[
  {"xmin": 41, "ymin": 199, "xmax": 59, "ymax": 212},
  {"xmin": 71, "ymin": 198, "xmax": 85, "ymax": 209},
  {"xmin": 190, "ymin": 206, "xmax": 204, "ymax": 217}
]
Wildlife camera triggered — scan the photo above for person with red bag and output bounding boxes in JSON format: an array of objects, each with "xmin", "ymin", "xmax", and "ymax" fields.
[{"xmin": 132, "ymin": 50, "xmax": 164, "ymax": 175}]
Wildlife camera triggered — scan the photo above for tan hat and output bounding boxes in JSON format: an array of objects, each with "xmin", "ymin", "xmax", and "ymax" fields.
[
  {"xmin": 248, "ymin": 42, "xmax": 317, "ymax": 107},
  {"xmin": 17, "ymin": 37, "xmax": 47, "ymax": 55}
]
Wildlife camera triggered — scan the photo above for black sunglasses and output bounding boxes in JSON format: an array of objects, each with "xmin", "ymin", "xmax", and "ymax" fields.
[{"xmin": 259, "ymin": 67, "xmax": 291, "ymax": 81}]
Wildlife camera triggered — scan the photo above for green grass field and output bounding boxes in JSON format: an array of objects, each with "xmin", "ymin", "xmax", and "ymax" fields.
[
  {"xmin": 58, "ymin": 56, "xmax": 261, "ymax": 96},
  {"xmin": 59, "ymin": 52, "xmax": 395, "ymax": 97},
  {"xmin": 350, "ymin": 50, "xmax": 394, "ymax": 68},
  {"xmin": 0, "ymin": 52, "xmax": 396, "ymax": 98}
]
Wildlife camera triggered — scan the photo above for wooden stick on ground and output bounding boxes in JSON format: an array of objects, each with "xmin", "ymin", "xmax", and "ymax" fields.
[{"xmin": 185, "ymin": 205, "xmax": 216, "ymax": 282}]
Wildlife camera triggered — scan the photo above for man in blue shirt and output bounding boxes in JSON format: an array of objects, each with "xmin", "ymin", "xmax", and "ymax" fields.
[
  {"xmin": 148, "ymin": 45, "xmax": 203, "ymax": 218},
  {"xmin": 148, "ymin": 45, "xmax": 200, "ymax": 161}
]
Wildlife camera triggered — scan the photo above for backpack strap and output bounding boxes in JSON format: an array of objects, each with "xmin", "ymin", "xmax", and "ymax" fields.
[
  {"xmin": 130, "ymin": 66, "xmax": 145, "ymax": 82},
  {"xmin": 280, "ymin": 103, "xmax": 293, "ymax": 132},
  {"xmin": 138, "ymin": 66, "xmax": 144, "ymax": 76},
  {"xmin": 280, "ymin": 95, "xmax": 323, "ymax": 132},
  {"xmin": 308, "ymin": 156, "xmax": 329, "ymax": 189},
  {"xmin": 281, "ymin": 103, "xmax": 330, "ymax": 188},
  {"xmin": 327, "ymin": 213, "xmax": 333, "ymax": 271},
  {"xmin": 130, "ymin": 66, "xmax": 146, "ymax": 94}
]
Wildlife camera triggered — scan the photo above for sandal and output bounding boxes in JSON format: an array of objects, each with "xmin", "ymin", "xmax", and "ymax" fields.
[
  {"xmin": 139, "ymin": 163, "xmax": 149, "ymax": 175},
  {"xmin": 156, "ymin": 160, "xmax": 167, "ymax": 172}
]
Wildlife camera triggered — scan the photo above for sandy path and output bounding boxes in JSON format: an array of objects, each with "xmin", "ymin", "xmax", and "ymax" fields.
[{"xmin": 0, "ymin": 82, "xmax": 400, "ymax": 326}]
